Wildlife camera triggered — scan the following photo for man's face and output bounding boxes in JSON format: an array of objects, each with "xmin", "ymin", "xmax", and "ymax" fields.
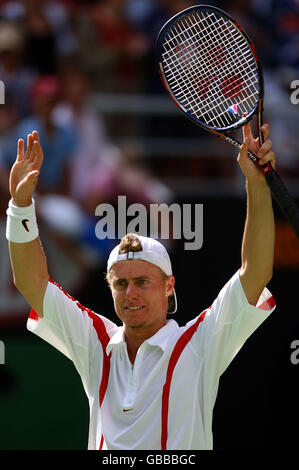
[{"xmin": 109, "ymin": 259, "xmax": 175, "ymax": 336}]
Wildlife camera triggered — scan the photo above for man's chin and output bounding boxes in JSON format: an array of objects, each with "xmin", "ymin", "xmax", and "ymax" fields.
[{"xmin": 125, "ymin": 320, "xmax": 147, "ymax": 329}]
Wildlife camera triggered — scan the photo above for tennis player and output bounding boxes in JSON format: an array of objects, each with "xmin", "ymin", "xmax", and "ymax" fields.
[{"xmin": 6, "ymin": 122, "xmax": 276, "ymax": 450}]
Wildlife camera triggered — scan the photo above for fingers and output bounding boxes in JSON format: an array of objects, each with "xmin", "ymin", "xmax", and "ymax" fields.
[
  {"xmin": 261, "ymin": 123, "xmax": 270, "ymax": 141},
  {"xmin": 259, "ymin": 150, "xmax": 275, "ymax": 169},
  {"xmin": 32, "ymin": 139, "xmax": 43, "ymax": 167},
  {"xmin": 242, "ymin": 121, "xmax": 254, "ymax": 142},
  {"xmin": 18, "ymin": 131, "xmax": 40, "ymax": 162},
  {"xmin": 239, "ymin": 138, "xmax": 250, "ymax": 160},
  {"xmin": 32, "ymin": 130, "xmax": 40, "ymax": 143},
  {"xmin": 258, "ymin": 138, "xmax": 276, "ymax": 169},
  {"xmin": 257, "ymin": 138, "xmax": 272, "ymax": 159},
  {"xmin": 239, "ymin": 126, "xmax": 250, "ymax": 158},
  {"xmin": 26, "ymin": 133, "xmax": 34, "ymax": 161},
  {"xmin": 242, "ymin": 122, "xmax": 271, "ymax": 143},
  {"xmin": 20, "ymin": 131, "xmax": 43, "ymax": 167},
  {"xmin": 24, "ymin": 170, "xmax": 40, "ymax": 182},
  {"xmin": 16, "ymin": 139, "xmax": 24, "ymax": 161}
]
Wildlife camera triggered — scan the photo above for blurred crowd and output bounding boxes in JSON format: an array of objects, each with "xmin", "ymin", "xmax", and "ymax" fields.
[{"xmin": 0, "ymin": 0, "xmax": 298, "ymax": 277}]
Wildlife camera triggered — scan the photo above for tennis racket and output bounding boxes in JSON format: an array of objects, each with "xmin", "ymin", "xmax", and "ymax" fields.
[{"xmin": 156, "ymin": 4, "xmax": 299, "ymax": 240}]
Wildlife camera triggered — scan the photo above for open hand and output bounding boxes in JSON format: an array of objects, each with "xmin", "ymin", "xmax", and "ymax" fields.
[{"xmin": 9, "ymin": 131, "xmax": 43, "ymax": 207}]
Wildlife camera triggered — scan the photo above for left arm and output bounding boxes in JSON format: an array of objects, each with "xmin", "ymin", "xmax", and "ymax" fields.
[{"xmin": 238, "ymin": 122, "xmax": 275, "ymax": 305}]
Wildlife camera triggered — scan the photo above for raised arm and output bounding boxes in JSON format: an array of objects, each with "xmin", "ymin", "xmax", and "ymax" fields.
[
  {"xmin": 238, "ymin": 122, "xmax": 275, "ymax": 306},
  {"xmin": 7, "ymin": 131, "xmax": 49, "ymax": 317}
]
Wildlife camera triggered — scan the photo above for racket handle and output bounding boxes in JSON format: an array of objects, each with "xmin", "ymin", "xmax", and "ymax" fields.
[
  {"xmin": 258, "ymin": 114, "xmax": 299, "ymax": 238},
  {"xmin": 223, "ymin": 132, "xmax": 299, "ymax": 240},
  {"xmin": 248, "ymin": 149, "xmax": 273, "ymax": 175},
  {"xmin": 266, "ymin": 170, "xmax": 299, "ymax": 240},
  {"xmin": 256, "ymin": 102, "xmax": 271, "ymax": 175}
]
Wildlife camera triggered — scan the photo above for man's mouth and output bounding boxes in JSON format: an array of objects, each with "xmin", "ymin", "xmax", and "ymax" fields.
[{"xmin": 124, "ymin": 306, "xmax": 145, "ymax": 311}]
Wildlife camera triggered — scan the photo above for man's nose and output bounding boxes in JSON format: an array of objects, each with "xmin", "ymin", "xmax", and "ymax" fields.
[{"xmin": 125, "ymin": 282, "xmax": 139, "ymax": 300}]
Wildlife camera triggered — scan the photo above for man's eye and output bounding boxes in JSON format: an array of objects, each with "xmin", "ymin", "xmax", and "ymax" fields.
[
  {"xmin": 116, "ymin": 280, "xmax": 126, "ymax": 287},
  {"xmin": 138, "ymin": 279, "xmax": 148, "ymax": 285}
]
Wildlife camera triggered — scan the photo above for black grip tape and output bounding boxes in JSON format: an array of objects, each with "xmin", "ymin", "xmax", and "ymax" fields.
[{"xmin": 266, "ymin": 170, "xmax": 299, "ymax": 240}]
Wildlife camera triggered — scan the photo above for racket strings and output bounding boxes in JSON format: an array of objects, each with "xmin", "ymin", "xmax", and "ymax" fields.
[
  {"xmin": 166, "ymin": 14, "xmax": 260, "ymax": 126},
  {"xmin": 163, "ymin": 16, "xmax": 249, "ymax": 86},
  {"xmin": 163, "ymin": 12, "xmax": 258, "ymax": 108},
  {"xmin": 192, "ymin": 15, "xmax": 258, "ymax": 122},
  {"xmin": 164, "ymin": 24, "xmax": 254, "ymax": 91},
  {"xmin": 164, "ymin": 38, "xmax": 257, "ymax": 125},
  {"xmin": 160, "ymin": 11, "xmax": 260, "ymax": 128},
  {"xmin": 164, "ymin": 12, "xmax": 258, "ymax": 120},
  {"xmin": 216, "ymin": 15, "xmax": 259, "ymax": 102}
]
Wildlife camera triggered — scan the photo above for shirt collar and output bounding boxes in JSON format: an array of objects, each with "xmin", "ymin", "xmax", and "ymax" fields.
[
  {"xmin": 106, "ymin": 327, "xmax": 125, "ymax": 355},
  {"xmin": 145, "ymin": 319, "xmax": 178, "ymax": 352},
  {"xmin": 106, "ymin": 319, "xmax": 179, "ymax": 355}
]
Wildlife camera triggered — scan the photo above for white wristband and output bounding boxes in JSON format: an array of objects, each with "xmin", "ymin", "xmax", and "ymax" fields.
[{"xmin": 6, "ymin": 199, "xmax": 39, "ymax": 243}]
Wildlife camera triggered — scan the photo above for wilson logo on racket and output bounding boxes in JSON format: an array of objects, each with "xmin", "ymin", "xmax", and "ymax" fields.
[
  {"xmin": 193, "ymin": 75, "xmax": 216, "ymax": 99},
  {"xmin": 221, "ymin": 75, "xmax": 243, "ymax": 98},
  {"xmin": 205, "ymin": 46, "xmax": 226, "ymax": 67}
]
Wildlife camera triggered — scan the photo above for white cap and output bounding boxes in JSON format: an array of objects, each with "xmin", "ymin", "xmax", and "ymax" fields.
[{"xmin": 107, "ymin": 235, "xmax": 177, "ymax": 314}]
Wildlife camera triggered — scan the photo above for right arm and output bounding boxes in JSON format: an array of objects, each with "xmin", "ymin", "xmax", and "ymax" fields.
[
  {"xmin": 8, "ymin": 133, "xmax": 119, "ymax": 391},
  {"xmin": 8, "ymin": 131, "xmax": 48, "ymax": 317}
]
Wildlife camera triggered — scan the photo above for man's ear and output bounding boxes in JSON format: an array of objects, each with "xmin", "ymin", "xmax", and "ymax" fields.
[{"xmin": 166, "ymin": 275, "xmax": 175, "ymax": 297}]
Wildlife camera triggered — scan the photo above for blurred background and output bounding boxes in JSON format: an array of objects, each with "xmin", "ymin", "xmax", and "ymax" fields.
[{"xmin": 0, "ymin": 0, "xmax": 298, "ymax": 450}]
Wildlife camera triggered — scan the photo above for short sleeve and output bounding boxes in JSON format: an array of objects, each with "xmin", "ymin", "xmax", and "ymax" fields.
[
  {"xmin": 26, "ymin": 279, "xmax": 118, "ymax": 395},
  {"xmin": 189, "ymin": 270, "xmax": 275, "ymax": 377}
]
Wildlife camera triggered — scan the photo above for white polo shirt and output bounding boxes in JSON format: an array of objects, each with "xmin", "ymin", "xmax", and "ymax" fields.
[{"xmin": 26, "ymin": 270, "xmax": 275, "ymax": 450}]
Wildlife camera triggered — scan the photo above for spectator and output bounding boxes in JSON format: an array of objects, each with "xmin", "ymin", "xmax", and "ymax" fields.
[
  {"xmin": 0, "ymin": 0, "xmax": 78, "ymax": 74},
  {"xmin": 84, "ymin": 139, "xmax": 174, "ymax": 211},
  {"xmin": 0, "ymin": 21, "xmax": 37, "ymax": 118},
  {"xmin": 0, "ymin": 95, "xmax": 19, "ymax": 213},
  {"xmin": 1, "ymin": 73, "xmax": 101, "ymax": 268},
  {"xmin": 272, "ymin": 0, "xmax": 299, "ymax": 70},
  {"xmin": 80, "ymin": 0, "xmax": 149, "ymax": 92},
  {"xmin": 1, "ymin": 75, "xmax": 77, "ymax": 195},
  {"xmin": 52, "ymin": 65, "xmax": 115, "ymax": 205},
  {"xmin": 124, "ymin": 0, "xmax": 195, "ymax": 93},
  {"xmin": 52, "ymin": 65, "xmax": 174, "ymax": 217},
  {"xmin": 221, "ymin": 0, "xmax": 275, "ymax": 67}
]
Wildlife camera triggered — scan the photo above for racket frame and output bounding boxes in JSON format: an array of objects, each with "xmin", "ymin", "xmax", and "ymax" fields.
[
  {"xmin": 155, "ymin": 4, "xmax": 272, "ymax": 175},
  {"xmin": 156, "ymin": 4, "xmax": 299, "ymax": 241}
]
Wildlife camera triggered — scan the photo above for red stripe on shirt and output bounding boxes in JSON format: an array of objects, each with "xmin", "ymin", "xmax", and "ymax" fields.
[
  {"xmin": 83, "ymin": 309, "xmax": 111, "ymax": 449},
  {"xmin": 29, "ymin": 279, "xmax": 80, "ymax": 323},
  {"xmin": 29, "ymin": 309, "xmax": 40, "ymax": 321},
  {"xmin": 80, "ymin": 307, "xmax": 111, "ymax": 406},
  {"xmin": 99, "ymin": 434, "xmax": 104, "ymax": 450},
  {"xmin": 258, "ymin": 295, "xmax": 275, "ymax": 311},
  {"xmin": 161, "ymin": 309, "xmax": 207, "ymax": 450},
  {"xmin": 49, "ymin": 280, "xmax": 112, "ymax": 448},
  {"xmin": 31, "ymin": 278, "xmax": 111, "ymax": 450}
]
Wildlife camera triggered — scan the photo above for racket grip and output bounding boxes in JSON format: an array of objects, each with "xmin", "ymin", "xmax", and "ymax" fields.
[
  {"xmin": 266, "ymin": 170, "xmax": 299, "ymax": 240},
  {"xmin": 248, "ymin": 149, "xmax": 272, "ymax": 175}
]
